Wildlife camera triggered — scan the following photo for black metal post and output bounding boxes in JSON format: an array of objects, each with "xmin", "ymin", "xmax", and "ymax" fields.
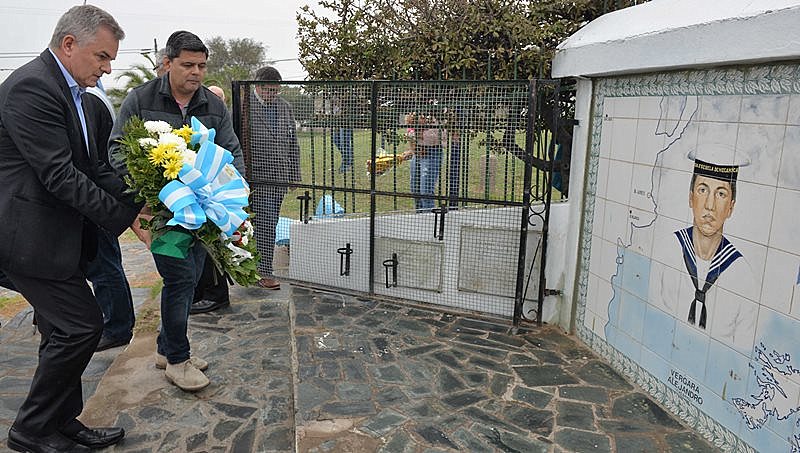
[
  {"xmin": 368, "ymin": 81, "xmax": 379, "ymax": 295},
  {"xmin": 513, "ymin": 80, "xmax": 536, "ymax": 326}
]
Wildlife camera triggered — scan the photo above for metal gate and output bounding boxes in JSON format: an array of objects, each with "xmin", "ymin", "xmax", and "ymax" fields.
[{"xmin": 232, "ymin": 79, "xmax": 574, "ymax": 325}]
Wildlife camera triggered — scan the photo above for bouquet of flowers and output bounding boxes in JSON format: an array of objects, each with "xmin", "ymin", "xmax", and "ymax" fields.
[
  {"xmin": 118, "ymin": 116, "xmax": 260, "ymax": 286},
  {"xmin": 366, "ymin": 149, "xmax": 411, "ymax": 176}
]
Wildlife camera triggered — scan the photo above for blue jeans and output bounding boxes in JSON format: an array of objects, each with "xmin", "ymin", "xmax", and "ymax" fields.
[
  {"xmin": 84, "ymin": 228, "xmax": 134, "ymax": 342},
  {"xmin": 332, "ymin": 128, "xmax": 354, "ymax": 170},
  {"xmin": 410, "ymin": 146, "xmax": 442, "ymax": 211},
  {"xmin": 152, "ymin": 241, "xmax": 206, "ymax": 364}
]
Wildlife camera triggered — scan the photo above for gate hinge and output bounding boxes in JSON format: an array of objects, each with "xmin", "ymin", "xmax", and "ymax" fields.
[{"xmin": 544, "ymin": 289, "xmax": 562, "ymax": 297}]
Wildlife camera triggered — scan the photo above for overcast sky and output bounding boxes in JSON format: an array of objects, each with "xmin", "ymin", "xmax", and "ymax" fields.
[{"xmin": 0, "ymin": 1, "xmax": 322, "ymax": 87}]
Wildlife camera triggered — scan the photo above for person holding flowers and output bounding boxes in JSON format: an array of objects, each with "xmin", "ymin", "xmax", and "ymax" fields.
[{"xmin": 108, "ymin": 30, "xmax": 246, "ymax": 392}]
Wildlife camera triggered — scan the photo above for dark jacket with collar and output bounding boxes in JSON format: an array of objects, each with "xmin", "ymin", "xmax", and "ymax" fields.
[
  {"xmin": 108, "ymin": 73, "xmax": 245, "ymax": 175},
  {"xmin": 0, "ymin": 50, "xmax": 140, "ymax": 280}
]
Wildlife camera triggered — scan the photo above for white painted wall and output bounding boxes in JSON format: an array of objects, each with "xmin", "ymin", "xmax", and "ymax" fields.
[
  {"xmin": 287, "ymin": 204, "xmax": 571, "ymax": 324},
  {"xmin": 553, "ymin": 0, "xmax": 800, "ymax": 78}
]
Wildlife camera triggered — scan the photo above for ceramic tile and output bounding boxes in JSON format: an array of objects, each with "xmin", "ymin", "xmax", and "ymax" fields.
[
  {"xmin": 602, "ymin": 199, "xmax": 631, "ymax": 244},
  {"xmin": 660, "ymin": 120, "xmax": 699, "ymax": 173},
  {"xmin": 598, "ymin": 117, "xmax": 613, "ymax": 158},
  {"xmin": 647, "ymin": 259, "xmax": 681, "ymax": 318},
  {"xmin": 642, "ymin": 304, "xmax": 676, "ymax": 359},
  {"xmin": 708, "ymin": 287, "xmax": 758, "ymax": 354},
  {"xmin": 637, "ymin": 96, "xmax": 663, "ymax": 120},
  {"xmin": 769, "ymin": 188, "xmax": 800, "ymax": 255},
  {"xmin": 697, "ymin": 121, "xmax": 739, "ymax": 149},
  {"xmin": 629, "ymin": 163, "xmax": 659, "ymax": 214},
  {"xmin": 704, "ymin": 339, "xmax": 751, "ymax": 400},
  {"xmin": 671, "ymin": 322, "xmax": 711, "ymax": 382},
  {"xmin": 634, "ymin": 118, "xmax": 665, "ymax": 165},
  {"xmin": 652, "ymin": 167, "xmax": 692, "ymax": 224},
  {"xmin": 591, "ymin": 197, "xmax": 606, "ymax": 242},
  {"xmin": 620, "ymin": 248, "xmax": 651, "ymax": 302},
  {"xmin": 614, "ymin": 97, "xmax": 640, "ymax": 119},
  {"xmin": 609, "ymin": 118, "xmax": 638, "ymax": 162},
  {"xmin": 740, "ymin": 95, "xmax": 790, "ymax": 125},
  {"xmin": 595, "ymin": 156, "xmax": 610, "ymax": 199},
  {"xmin": 735, "ymin": 123, "xmax": 784, "ymax": 187},
  {"xmin": 724, "ymin": 181, "xmax": 775, "ymax": 247},
  {"xmin": 779, "ymin": 126, "xmax": 800, "ymax": 191},
  {"xmin": 786, "ymin": 94, "xmax": 800, "ymax": 126},
  {"xmin": 628, "ymin": 207, "xmax": 656, "ymax": 257},
  {"xmin": 699, "ymin": 95, "xmax": 742, "ymax": 123}
]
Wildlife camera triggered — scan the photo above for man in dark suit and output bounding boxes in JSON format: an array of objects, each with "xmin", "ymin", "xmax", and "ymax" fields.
[{"xmin": 0, "ymin": 5, "xmax": 145, "ymax": 452}]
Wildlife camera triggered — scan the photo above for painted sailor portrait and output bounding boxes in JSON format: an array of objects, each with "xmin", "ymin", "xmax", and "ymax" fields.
[
  {"xmin": 649, "ymin": 143, "xmax": 758, "ymax": 352},
  {"xmin": 676, "ymin": 151, "xmax": 743, "ymax": 329}
]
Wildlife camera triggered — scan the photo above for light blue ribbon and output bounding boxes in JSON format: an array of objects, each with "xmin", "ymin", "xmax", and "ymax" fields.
[{"xmin": 158, "ymin": 117, "xmax": 249, "ymax": 237}]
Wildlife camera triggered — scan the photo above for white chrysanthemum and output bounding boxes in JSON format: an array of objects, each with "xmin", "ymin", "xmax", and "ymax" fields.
[
  {"xmin": 144, "ymin": 120, "xmax": 172, "ymax": 135},
  {"xmin": 225, "ymin": 242, "xmax": 252, "ymax": 264},
  {"xmin": 158, "ymin": 133, "xmax": 188, "ymax": 152},
  {"xmin": 181, "ymin": 149, "xmax": 197, "ymax": 166},
  {"xmin": 138, "ymin": 137, "xmax": 158, "ymax": 148}
]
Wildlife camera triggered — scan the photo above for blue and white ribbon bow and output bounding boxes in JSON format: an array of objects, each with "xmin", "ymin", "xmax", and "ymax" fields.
[
  {"xmin": 158, "ymin": 117, "xmax": 249, "ymax": 237},
  {"xmin": 190, "ymin": 116, "xmax": 215, "ymax": 147}
]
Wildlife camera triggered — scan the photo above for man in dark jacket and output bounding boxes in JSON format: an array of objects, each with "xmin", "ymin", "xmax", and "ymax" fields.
[
  {"xmin": 247, "ymin": 66, "xmax": 301, "ymax": 290},
  {"xmin": 108, "ymin": 30, "xmax": 244, "ymax": 392},
  {"xmin": 0, "ymin": 5, "xmax": 142, "ymax": 452}
]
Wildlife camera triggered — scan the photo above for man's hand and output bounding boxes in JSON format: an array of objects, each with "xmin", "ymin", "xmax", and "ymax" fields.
[{"xmin": 130, "ymin": 213, "xmax": 153, "ymax": 248}]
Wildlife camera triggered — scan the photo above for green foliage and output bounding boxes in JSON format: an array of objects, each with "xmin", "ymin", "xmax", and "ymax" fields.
[
  {"xmin": 297, "ymin": 0, "xmax": 648, "ymax": 80},
  {"xmin": 205, "ymin": 36, "xmax": 267, "ymax": 104}
]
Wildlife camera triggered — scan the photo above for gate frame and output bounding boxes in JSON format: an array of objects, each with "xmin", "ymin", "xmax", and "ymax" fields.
[{"xmin": 232, "ymin": 79, "xmax": 575, "ymax": 327}]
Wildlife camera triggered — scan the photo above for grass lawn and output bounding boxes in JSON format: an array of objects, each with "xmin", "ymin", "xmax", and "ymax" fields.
[{"xmin": 278, "ymin": 128, "xmax": 559, "ymax": 218}]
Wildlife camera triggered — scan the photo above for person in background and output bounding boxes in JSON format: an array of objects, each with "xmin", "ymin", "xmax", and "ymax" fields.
[
  {"xmin": 109, "ymin": 30, "xmax": 244, "ymax": 392},
  {"xmin": 85, "ymin": 82, "xmax": 137, "ymax": 351},
  {"xmin": 402, "ymin": 112, "xmax": 446, "ymax": 211},
  {"xmin": 189, "ymin": 83, "xmax": 233, "ymax": 315},
  {"xmin": 0, "ymin": 5, "xmax": 143, "ymax": 451},
  {"xmin": 248, "ymin": 66, "xmax": 301, "ymax": 290}
]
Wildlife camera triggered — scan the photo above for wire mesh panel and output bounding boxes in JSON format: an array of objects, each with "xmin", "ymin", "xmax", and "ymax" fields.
[{"xmin": 233, "ymin": 79, "xmax": 571, "ymax": 323}]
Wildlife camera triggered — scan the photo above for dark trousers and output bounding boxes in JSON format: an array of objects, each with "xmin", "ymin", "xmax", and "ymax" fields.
[
  {"xmin": 252, "ymin": 185, "xmax": 286, "ymax": 277},
  {"xmin": 84, "ymin": 228, "xmax": 134, "ymax": 341},
  {"xmin": 193, "ymin": 254, "xmax": 229, "ymax": 303},
  {"xmin": 2, "ymin": 268, "xmax": 103, "ymax": 436},
  {"xmin": 152, "ymin": 243, "xmax": 206, "ymax": 364}
]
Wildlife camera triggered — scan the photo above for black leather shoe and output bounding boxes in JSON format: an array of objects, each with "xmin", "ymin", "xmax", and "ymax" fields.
[
  {"xmin": 64, "ymin": 426, "xmax": 125, "ymax": 449},
  {"xmin": 7, "ymin": 426, "xmax": 90, "ymax": 452},
  {"xmin": 95, "ymin": 335, "xmax": 131, "ymax": 352},
  {"xmin": 189, "ymin": 299, "xmax": 230, "ymax": 314}
]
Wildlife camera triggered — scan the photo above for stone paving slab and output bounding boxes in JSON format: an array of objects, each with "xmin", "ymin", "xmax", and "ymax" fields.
[{"xmin": 0, "ymin": 238, "xmax": 721, "ymax": 452}]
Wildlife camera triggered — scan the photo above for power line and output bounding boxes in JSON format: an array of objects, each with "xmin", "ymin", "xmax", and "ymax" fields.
[{"xmin": 0, "ymin": 48, "xmax": 154, "ymax": 59}]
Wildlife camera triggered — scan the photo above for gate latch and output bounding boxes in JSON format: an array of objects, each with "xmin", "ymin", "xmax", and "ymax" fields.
[
  {"xmin": 432, "ymin": 204, "xmax": 448, "ymax": 241},
  {"xmin": 297, "ymin": 190, "xmax": 311, "ymax": 224},
  {"xmin": 337, "ymin": 243, "xmax": 353, "ymax": 276},
  {"xmin": 382, "ymin": 253, "xmax": 398, "ymax": 288}
]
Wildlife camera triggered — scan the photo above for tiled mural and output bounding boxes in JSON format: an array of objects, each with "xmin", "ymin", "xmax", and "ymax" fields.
[{"xmin": 577, "ymin": 64, "xmax": 800, "ymax": 452}]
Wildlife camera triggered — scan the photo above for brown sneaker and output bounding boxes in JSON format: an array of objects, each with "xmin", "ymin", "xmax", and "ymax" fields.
[
  {"xmin": 165, "ymin": 360, "xmax": 210, "ymax": 391},
  {"xmin": 155, "ymin": 353, "xmax": 208, "ymax": 371},
  {"xmin": 257, "ymin": 277, "xmax": 280, "ymax": 290}
]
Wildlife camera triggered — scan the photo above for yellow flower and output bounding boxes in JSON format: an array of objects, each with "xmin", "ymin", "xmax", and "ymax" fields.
[
  {"xmin": 162, "ymin": 157, "xmax": 184, "ymax": 179},
  {"xmin": 175, "ymin": 125, "xmax": 193, "ymax": 144},
  {"xmin": 148, "ymin": 142, "xmax": 176, "ymax": 166},
  {"xmin": 163, "ymin": 148, "xmax": 184, "ymax": 164}
]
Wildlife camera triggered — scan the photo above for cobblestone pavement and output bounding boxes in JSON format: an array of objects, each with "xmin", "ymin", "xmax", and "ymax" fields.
[{"xmin": 0, "ymin": 240, "xmax": 720, "ymax": 452}]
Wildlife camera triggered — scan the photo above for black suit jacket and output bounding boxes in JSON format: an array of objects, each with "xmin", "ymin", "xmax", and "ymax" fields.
[{"xmin": 0, "ymin": 50, "xmax": 140, "ymax": 280}]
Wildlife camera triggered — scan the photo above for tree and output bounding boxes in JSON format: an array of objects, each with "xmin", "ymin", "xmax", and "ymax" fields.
[
  {"xmin": 297, "ymin": 0, "xmax": 648, "ymax": 80},
  {"xmin": 205, "ymin": 36, "xmax": 267, "ymax": 103}
]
